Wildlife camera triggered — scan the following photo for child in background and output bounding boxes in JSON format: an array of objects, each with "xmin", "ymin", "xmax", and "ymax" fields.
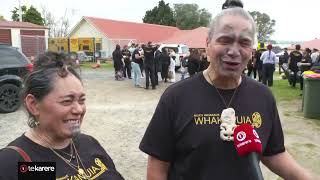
[{"xmin": 168, "ymin": 49, "xmax": 176, "ymax": 83}]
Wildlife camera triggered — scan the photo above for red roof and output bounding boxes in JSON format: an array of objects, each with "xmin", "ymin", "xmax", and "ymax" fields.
[
  {"xmin": 300, "ymin": 39, "xmax": 320, "ymax": 50},
  {"xmin": 84, "ymin": 16, "xmax": 208, "ymax": 48},
  {"xmin": 0, "ymin": 21, "xmax": 47, "ymax": 29},
  {"xmin": 85, "ymin": 16, "xmax": 179, "ymax": 44},
  {"xmin": 287, "ymin": 39, "xmax": 320, "ymax": 50},
  {"xmin": 161, "ymin": 27, "xmax": 208, "ymax": 49}
]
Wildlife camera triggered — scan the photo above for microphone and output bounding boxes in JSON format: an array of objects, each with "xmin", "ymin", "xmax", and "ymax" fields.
[{"xmin": 234, "ymin": 123, "xmax": 264, "ymax": 180}]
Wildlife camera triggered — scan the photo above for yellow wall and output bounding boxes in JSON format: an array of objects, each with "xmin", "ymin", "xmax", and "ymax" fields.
[{"xmin": 48, "ymin": 38, "xmax": 69, "ymax": 52}]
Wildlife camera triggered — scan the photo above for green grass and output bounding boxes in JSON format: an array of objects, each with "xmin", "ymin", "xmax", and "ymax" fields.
[
  {"xmin": 269, "ymin": 80, "xmax": 302, "ymax": 102},
  {"xmin": 80, "ymin": 61, "xmax": 113, "ymax": 69}
]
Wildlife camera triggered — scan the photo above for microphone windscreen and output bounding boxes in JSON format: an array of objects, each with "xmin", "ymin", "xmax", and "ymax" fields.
[{"xmin": 234, "ymin": 123, "xmax": 262, "ymax": 156}]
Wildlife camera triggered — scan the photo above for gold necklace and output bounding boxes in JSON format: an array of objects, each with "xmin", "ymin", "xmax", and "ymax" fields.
[
  {"xmin": 55, "ymin": 143, "xmax": 75, "ymax": 162},
  {"xmin": 50, "ymin": 140, "xmax": 88, "ymax": 178},
  {"xmin": 32, "ymin": 132, "xmax": 88, "ymax": 178},
  {"xmin": 206, "ymin": 70, "xmax": 240, "ymax": 109}
]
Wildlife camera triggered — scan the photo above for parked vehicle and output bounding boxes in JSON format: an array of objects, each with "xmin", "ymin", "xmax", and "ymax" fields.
[
  {"xmin": 69, "ymin": 51, "xmax": 92, "ymax": 63},
  {"xmin": 0, "ymin": 44, "xmax": 33, "ymax": 113},
  {"xmin": 158, "ymin": 44, "xmax": 189, "ymax": 70}
]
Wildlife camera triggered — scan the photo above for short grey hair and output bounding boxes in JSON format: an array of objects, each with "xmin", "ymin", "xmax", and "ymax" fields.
[{"xmin": 207, "ymin": 7, "xmax": 256, "ymax": 44}]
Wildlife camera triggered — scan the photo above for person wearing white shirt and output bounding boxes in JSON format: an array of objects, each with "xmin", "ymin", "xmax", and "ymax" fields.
[
  {"xmin": 168, "ymin": 50, "xmax": 176, "ymax": 83},
  {"xmin": 260, "ymin": 44, "xmax": 276, "ymax": 86}
]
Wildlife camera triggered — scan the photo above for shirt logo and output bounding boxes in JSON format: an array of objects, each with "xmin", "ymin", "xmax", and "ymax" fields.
[{"xmin": 194, "ymin": 112, "xmax": 263, "ymax": 128}]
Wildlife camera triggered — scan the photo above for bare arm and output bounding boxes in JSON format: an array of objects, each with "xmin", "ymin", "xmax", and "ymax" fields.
[
  {"xmin": 147, "ymin": 156, "xmax": 170, "ymax": 180},
  {"xmin": 261, "ymin": 151, "xmax": 313, "ymax": 180},
  {"xmin": 135, "ymin": 53, "xmax": 143, "ymax": 59}
]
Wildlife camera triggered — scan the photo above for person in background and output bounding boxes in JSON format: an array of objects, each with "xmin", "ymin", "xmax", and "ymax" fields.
[
  {"xmin": 261, "ymin": 44, "xmax": 276, "ymax": 86},
  {"xmin": 128, "ymin": 43, "xmax": 136, "ymax": 55},
  {"xmin": 180, "ymin": 56, "xmax": 188, "ymax": 80},
  {"xmin": 122, "ymin": 45, "xmax": 132, "ymax": 79},
  {"xmin": 154, "ymin": 44, "xmax": 162, "ymax": 85},
  {"xmin": 143, "ymin": 42, "xmax": 157, "ymax": 90},
  {"xmin": 131, "ymin": 44, "xmax": 144, "ymax": 88},
  {"xmin": 199, "ymin": 51, "xmax": 209, "ymax": 72},
  {"xmin": 311, "ymin": 48, "xmax": 319, "ymax": 64},
  {"xmin": 187, "ymin": 49, "xmax": 200, "ymax": 77},
  {"xmin": 299, "ymin": 48, "xmax": 312, "ymax": 90},
  {"xmin": 139, "ymin": 7, "xmax": 313, "ymax": 180},
  {"xmin": 160, "ymin": 48, "xmax": 170, "ymax": 83},
  {"xmin": 139, "ymin": 44, "xmax": 145, "ymax": 78},
  {"xmin": 254, "ymin": 42, "xmax": 267, "ymax": 82},
  {"xmin": 247, "ymin": 48, "xmax": 257, "ymax": 79},
  {"xmin": 112, "ymin": 44, "xmax": 123, "ymax": 81},
  {"xmin": 0, "ymin": 52, "xmax": 124, "ymax": 180},
  {"xmin": 168, "ymin": 49, "xmax": 176, "ymax": 83},
  {"xmin": 288, "ymin": 44, "xmax": 303, "ymax": 88},
  {"xmin": 280, "ymin": 48, "xmax": 289, "ymax": 74}
]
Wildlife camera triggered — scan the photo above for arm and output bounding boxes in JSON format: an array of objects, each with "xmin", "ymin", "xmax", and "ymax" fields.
[
  {"xmin": 261, "ymin": 151, "xmax": 313, "ymax": 180},
  {"xmin": 147, "ymin": 156, "xmax": 170, "ymax": 180},
  {"xmin": 288, "ymin": 57, "xmax": 291, "ymax": 66},
  {"xmin": 135, "ymin": 53, "xmax": 143, "ymax": 59}
]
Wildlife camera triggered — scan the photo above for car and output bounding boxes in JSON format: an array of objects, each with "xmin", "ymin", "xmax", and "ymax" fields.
[
  {"xmin": 69, "ymin": 51, "xmax": 92, "ymax": 63},
  {"xmin": 0, "ymin": 44, "xmax": 33, "ymax": 113},
  {"xmin": 158, "ymin": 44, "xmax": 190, "ymax": 70}
]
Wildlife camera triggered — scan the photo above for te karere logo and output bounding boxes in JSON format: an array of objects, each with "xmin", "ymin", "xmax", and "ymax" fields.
[
  {"xmin": 19, "ymin": 163, "xmax": 55, "ymax": 173},
  {"xmin": 18, "ymin": 162, "xmax": 56, "ymax": 180}
]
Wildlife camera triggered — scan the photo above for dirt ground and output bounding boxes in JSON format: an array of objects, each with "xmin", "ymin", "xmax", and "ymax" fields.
[{"xmin": 0, "ymin": 68, "xmax": 319, "ymax": 180}]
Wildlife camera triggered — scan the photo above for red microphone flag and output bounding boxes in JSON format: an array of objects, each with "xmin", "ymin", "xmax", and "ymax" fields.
[{"xmin": 234, "ymin": 123, "xmax": 262, "ymax": 156}]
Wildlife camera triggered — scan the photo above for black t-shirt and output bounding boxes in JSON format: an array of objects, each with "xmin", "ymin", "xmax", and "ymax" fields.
[
  {"xmin": 160, "ymin": 52, "xmax": 170, "ymax": 65},
  {"xmin": 283, "ymin": 51, "xmax": 289, "ymax": 63},
  {"xmin": 0, "ymin": 134, "xmax": 124, "ymax": 180},
  {"xmin": 256, "ymin": 48, "xmax": 266, "ymax": 68},
  {"xmin": 132, "ymin": 49, "xmax": 141, "ymax": 64},
  {"xmin": 143, "ymin": 46, "xmax": 156, "ymax": 66},
  {"xmin": 139, "ymin": 73, "xmax": 285, "ymax": 180},
  {"xmin": 112, "ymin": 50, "xmax": 123, "ymax": 71},
  {"xmin": 122, "ymin": 49, "xmax": 131, "ymax": 63},
  {"xmin": 300, "ymin": 54, "xmax": 312, "ymax": 72},
  {"xmin": 289, "ymin": 50, "xmax": 303, "ymax": 71}
]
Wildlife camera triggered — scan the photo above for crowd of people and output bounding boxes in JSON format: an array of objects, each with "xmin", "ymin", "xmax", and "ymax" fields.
[
  {"xmin": 245, "ymin": 42, "xmax": 319, "ymax": 89},
  {"xmin": 112, "ymin": 43, "xmax": 210, "ymax": 89}
]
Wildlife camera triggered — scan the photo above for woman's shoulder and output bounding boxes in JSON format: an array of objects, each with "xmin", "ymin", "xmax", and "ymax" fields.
[{"xmin": 0, "ymin": 135, "xmax": 27, "ymax": 179}]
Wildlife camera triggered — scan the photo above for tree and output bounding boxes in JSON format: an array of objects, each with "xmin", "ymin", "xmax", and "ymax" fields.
[
  {"xmin": 173, "ymin": 4, "xmax": 211, "ymax": 30},
  {"xmin": 12, "ymin": 5, "xmax": 44, "ymax": 25},
  {"xmin": 41, "ymin": 6, "xmax": 74, "ymax": 37},
  {"xmin": 249, "ymin": 11, "xmax": 275, "ymax": 42},
  {"xmin": 0, "ymin": 15, "xmax": 6, "ymax": 21},
  {"xmin": 143, "ymin": 0, "xmax": 175, "ymax": 26},
  {"xmin": 41, "ymin": 6, "xmax": 55, "ymax": 37}
]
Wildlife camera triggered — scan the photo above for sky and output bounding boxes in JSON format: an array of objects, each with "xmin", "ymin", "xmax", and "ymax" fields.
[{"xmin": 1, "ymin": 0, "xmax": 319, "ymax": 41}]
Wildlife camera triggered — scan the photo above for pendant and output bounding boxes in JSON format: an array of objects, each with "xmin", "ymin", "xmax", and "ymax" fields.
[
  {"xmin": 220, "ymin": 108, "xmax": 237, "ymax": 141},
  {"xmin": 78, "ymin": 168, "xmax": 85, "ymax": 175}
]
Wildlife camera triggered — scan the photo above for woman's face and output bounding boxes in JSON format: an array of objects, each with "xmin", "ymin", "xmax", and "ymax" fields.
[{"xmin": 35, "ymin": 74, "xmax": 86, "ymax": 140}]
